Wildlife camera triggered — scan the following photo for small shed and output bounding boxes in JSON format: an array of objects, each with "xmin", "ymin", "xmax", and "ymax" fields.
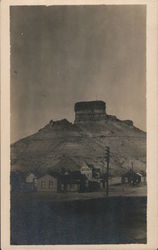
[
  {"xmin": 136, "ymin": 173, "xmax": 142, "ymax": 183},
  {"xmin": 36, "ymin": 174, "xmax": 58, "ymax": 192},
  {"xmin": 26, "ymin": 173, "xmax": 37, "ymax": 183}
]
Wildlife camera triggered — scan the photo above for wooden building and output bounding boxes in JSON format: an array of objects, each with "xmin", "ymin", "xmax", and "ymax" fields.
[
  {"xmin": 121, "ymin": 169, "xmax": 142, "ymax": 185},
  {"xmin": 36, "ymin": 174, "xmax": 58, "ymax": 192},
  {"xmin": 59, "ymin": 171, "xmax": 88, "ymax": 192}
]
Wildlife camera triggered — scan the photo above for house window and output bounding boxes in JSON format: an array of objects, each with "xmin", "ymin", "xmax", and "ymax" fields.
[
  {"xmin": 49, "ymin": 181, "xmax": 53, "ymax": 189},
  {"xmin": 41, "ymin": 180, "xmax": 46, "ymax": 188},
  {"xmin": 72, "ymin": 184, "xmax": 76, "ymax": 189}
]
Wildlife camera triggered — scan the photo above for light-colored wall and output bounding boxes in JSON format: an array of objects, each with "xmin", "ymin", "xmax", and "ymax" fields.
[
  {"xmin": 26, "ymin": 173, "xmax": 36, "ymax": 183},
  {"xmin": 36, "ymin": 175, "xmax": 57, "ymax": 192},
  {"xmin": 81, "ymin": 167, "xmax": 92, "ymax": 179}
]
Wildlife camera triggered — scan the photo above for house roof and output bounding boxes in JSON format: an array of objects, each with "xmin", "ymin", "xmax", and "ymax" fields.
[
  {"xmin": 136, "ymin": 173, "xmax": 143, "ymax": 176},
  {"xmin": 37, "ymin": 174, "xmax": 57, "ymax": 180}
]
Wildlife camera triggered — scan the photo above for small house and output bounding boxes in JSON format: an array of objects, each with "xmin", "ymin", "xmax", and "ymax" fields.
[
  {"xmin": 19, "ymin": 172, "xmax": 37, "ymax": 192},
  {"xmin": 36, "ymin": 174, "xmax": 58, "ymax": 192},
  {"xmin": 26, "ymin": 173, "xmax": 37, "ymax": 183},
  {"xmin": 136, "ymin": 173, "xmax": 142, "ymax": 183},
  {"xmin": 121, "ymin": 169, "xmax": 142, "ymax": 185}
]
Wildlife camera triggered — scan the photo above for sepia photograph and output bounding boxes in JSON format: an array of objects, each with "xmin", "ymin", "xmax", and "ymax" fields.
[
  {"xmin": 1, "ymin": 1, "xmax": 158, "ymax": 249},
  {"xmin": 10, "ymin": 4, "xmax": 147, "ymax": 245}
]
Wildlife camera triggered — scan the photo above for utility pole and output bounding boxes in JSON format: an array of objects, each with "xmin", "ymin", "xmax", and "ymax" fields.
[
  {"xmin": 131, "ymin": 161, "xmax": 134, "ymax": 171},
  {"xmin": 105, "ymin": 146, "xmax": 110, "ymax": 196}
]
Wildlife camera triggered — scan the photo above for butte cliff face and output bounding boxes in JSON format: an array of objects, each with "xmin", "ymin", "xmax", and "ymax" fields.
[
  {"xmin": 74, "ymin": 101, "xmax": 106, "ymax": 123},
  {"xmin": 11, "ymin": 101, "xmax": 146, "ymax": 176}
]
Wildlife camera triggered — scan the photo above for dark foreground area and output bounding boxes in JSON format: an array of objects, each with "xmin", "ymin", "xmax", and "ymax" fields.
[{"xmin": 11, "ymin": 195, "xmax": 146, "ymax": 245}]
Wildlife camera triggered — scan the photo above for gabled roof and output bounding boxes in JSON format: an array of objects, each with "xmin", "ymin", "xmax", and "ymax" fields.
[{"xmin": 37, "ymin": 174, "xmax": 57, "ymax": 180}]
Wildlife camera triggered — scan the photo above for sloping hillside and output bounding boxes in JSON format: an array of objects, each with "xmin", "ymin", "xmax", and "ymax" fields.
[{"xmin": 11, "ymin": 116, "xmax": 146, "ymax": 176}]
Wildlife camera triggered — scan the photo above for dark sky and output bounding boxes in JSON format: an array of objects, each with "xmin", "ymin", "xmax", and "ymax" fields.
[{"xmin": 10, "ymin": 5, "xmax": 146, "ymax": 143}]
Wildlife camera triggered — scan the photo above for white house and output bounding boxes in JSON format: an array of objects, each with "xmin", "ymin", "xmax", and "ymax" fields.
[
  {"xmin": 80, "ymin": 165, "xmax": 92, "ymax": 179},
  {"xmin": 26, "ymin": 173, "xmax": 37, "ymax": 183},
  {"xmin": 36, "ymin": 174, "xmax": 58, "ymax": 192}
]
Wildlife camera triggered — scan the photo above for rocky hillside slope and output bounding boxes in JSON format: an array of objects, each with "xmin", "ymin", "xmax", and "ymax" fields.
[{"xmin": 11, "ymin": 116, "xmax": 146, "ymax": 176}]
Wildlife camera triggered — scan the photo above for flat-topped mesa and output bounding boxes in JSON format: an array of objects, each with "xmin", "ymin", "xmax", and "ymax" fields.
[{"xmin": 74, "ymin": 101, "xmax": 106, "ymax": 123}]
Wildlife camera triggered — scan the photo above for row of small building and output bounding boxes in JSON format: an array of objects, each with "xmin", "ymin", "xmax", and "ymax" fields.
[{"xmin": 11, "ymin": 166, "xmax": 106, "ymax": 193}]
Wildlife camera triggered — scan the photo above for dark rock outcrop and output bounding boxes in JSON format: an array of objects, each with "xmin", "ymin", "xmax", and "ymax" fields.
[{"xmin": 74, "ymin": 101, "xmax": 106, "ymax": 123}]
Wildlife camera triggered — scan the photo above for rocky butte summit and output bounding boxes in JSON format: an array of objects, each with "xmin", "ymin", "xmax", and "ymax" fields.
[
  {"xmin": 11, "ymin": 100, "xmax": 146, "ymax": 176},
  {"xmin": 74, "ymin": 100, "xmax": 107, "ymax": 123}
]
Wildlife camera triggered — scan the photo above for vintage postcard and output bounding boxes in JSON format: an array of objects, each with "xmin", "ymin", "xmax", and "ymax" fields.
[{"xmin": 1, "ymin": 0, "xmax": 158, "ymax": 249}]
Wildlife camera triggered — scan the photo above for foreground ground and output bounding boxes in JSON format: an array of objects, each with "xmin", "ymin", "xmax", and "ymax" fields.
[
  {"xmin": 12, "ymin": 182, "xmax": 147, "ymax": 202},
  {"xmin": 11, "ymin": 182, "xmax": 147, "ymax": 244},
  {"xmin": 11, "ymin": 195, "xmax": 147, "ymax": 244}
]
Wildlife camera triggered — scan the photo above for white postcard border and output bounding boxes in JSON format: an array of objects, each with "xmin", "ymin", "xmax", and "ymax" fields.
[{"xmin": 1, "ymin": 0, "xmax": 158, "ymax": 249}]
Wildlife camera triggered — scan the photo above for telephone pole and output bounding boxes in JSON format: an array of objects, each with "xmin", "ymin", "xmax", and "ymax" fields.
[{"xmin": 105, "ymin": 146, "xmax": 110, "ymax": 196}]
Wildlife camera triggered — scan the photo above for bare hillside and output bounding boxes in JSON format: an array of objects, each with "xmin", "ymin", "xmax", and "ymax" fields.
[{"xmin": 11, "ymin": 115, "xmax": 146, "ymax": 176}]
